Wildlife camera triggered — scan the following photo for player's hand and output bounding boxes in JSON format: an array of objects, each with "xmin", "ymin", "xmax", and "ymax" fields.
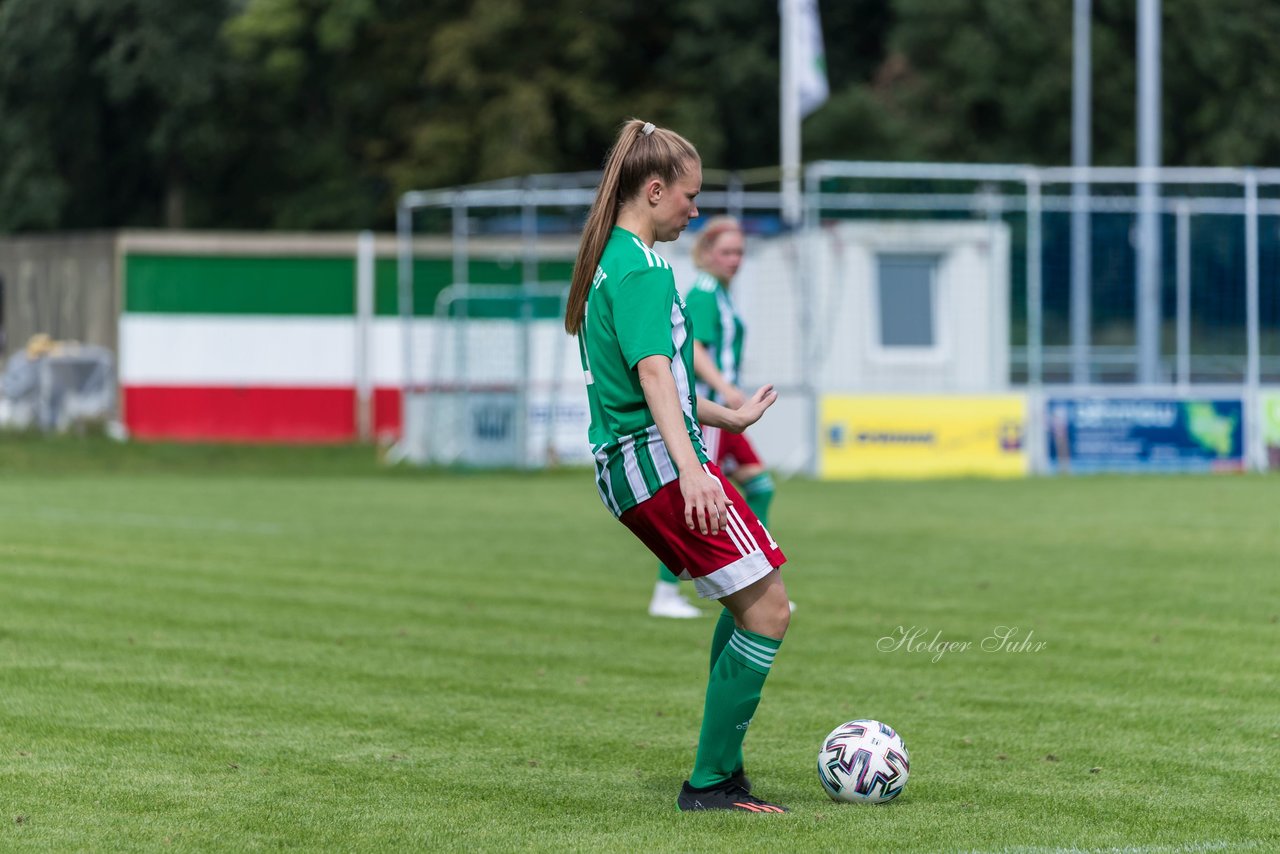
[
  {"xmin": 722, "ymin": 386, "xmax": 746, "ymax": 410},
  {"xmin": 679, "ymin": 469, "xmax": 731, "ymax": 535},
  {"xmin": 728, "ymin": 384, "xmax": 777, "ymax": 433}
]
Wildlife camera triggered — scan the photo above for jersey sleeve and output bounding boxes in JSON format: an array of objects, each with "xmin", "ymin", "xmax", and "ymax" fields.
[
  {"xmin": 614, "ymin": 266, "xmax": 677, "ymax": 369},
  {"xmin": 684, "ymin": 287, "xmax": 718, "ymax": 345}
]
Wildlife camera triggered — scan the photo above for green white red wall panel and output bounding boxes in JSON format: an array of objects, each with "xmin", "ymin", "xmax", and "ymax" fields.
[
  {"xmin": 119, "ymin": 314, "xmax": 402, "ymax": 441},
  {"xmin": 118, "ymin": 243, "xmax": 574, "ymax": 442}
]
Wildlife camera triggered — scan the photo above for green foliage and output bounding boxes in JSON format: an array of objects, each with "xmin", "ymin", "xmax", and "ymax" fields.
[
  {"xmin": 0, "ymin": 0, "xmax": 229, "ymax": 230},
  {"xmin": 1162, "ymin": 0, "xmax": 1280, "ymax": 166},
  {"xmin": 0, "ymin": 455, "xmax": 1278, "ymax": 849},
  {"xmin": 2, "ymin": 0, "xmax": 1280, "ymax": 231}
]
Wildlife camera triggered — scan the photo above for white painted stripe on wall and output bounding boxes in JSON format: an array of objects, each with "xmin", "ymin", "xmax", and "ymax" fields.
[
  {"xmin": 121, "ymin": 315, "xmax": 593, "ymax": 390},
  {"xmin": 120, "ymin": 315, "xmax": 357, "ymax": 385},
  {"xmin": 367, "ymin": 318, "xmax": 586, "ymax": 388}
]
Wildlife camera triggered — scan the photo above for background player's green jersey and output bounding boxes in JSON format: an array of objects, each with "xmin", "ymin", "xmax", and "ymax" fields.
[
  {"xmin": 577, "ymin": 226, "xmax": 708, "ymax": 517},
  {"xmin": 684, "ymin": 271, "xmax": 744, "ymax": 403}
]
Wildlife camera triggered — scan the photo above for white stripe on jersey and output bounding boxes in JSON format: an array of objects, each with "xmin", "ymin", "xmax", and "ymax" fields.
[
  {"xmin": 580, "ymin": 302, "xmax": 595, "ymax": 385},
  {"xmin": 620, "ymin": 437, "xmax": 652, "ymax": 505},
  {"xmin": 649, "ymin": 432, "xmax": 678, "ymax": 482},
  {"xmin": 631, "ymin": 237, "xmax": 653, "ymax": 267},
  {"xmin": 668, "ymin": 299, "xmax": 704, "ymax": 456},
  {"xmin": 715, "ymin": 287, "xmax": 739, "ymax": 385},
  {"xmin": 632, "ymin": 237, "xmax": 654, "ymax": 267},
  {"xmin": 594, "ymin": 449, "xmax": 622, "ymax": 515},
  {"xmin": 631, "ymin": 237, "xmax": 670, "ymax": 269},
  {"xmin": 701, "ymin": 425, "xmax": 722, "ymax": 463},
  {"xmin": 693, "ymin": 272, "xmax": 718, "ymax": 292}
]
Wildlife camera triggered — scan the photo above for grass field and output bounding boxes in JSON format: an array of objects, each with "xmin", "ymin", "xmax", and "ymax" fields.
[{"xmin": 1, "ymin": 437, "xmax": 1277, "ymax": 852}]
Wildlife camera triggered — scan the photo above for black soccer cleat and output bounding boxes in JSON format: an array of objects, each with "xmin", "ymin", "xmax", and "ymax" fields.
[
  {"xmin": 677, "ymin": 780, "xmax": 788, "ymax": 813},
  {"xmin": 727, "ymin": 769, "xmax": 752, "ymax": 794}
]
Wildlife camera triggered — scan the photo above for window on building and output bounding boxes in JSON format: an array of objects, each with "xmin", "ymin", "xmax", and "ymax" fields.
[{"xmin": 876, "ymin": 254, "xmax": 938, "ymax": 349}]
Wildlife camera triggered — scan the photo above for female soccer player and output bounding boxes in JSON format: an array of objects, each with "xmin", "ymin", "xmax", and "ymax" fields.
[
  {"xmin": 649, "ymin": 216, "xmax": 782, "ymax": 619},
  {"xmin": 566, "ymin": 119, "xmax": 793, "ymax": 813}
]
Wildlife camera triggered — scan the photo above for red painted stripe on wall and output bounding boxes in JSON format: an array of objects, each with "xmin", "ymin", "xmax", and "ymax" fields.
[
  {"xmin": 124, "ymin": 386, "xmax": 405, "ymax": 442},
  {"xmin": 373, "ymin": 387, "xmax": 402, "ymax": 438}
]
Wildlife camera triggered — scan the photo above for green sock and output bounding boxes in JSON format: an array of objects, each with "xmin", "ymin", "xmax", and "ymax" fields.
[
  {"xmin": 656, "ymin": 564, "xmax": 681, "ymax": 584},
  {"xmin": 742, "ymin": 472, "xmax": 775, "ymax": 528},
  {"xmin": 689, "ymin": 627, "xmax": 782, "ymax": 789},
  {"xmin": 707, "ymin": 609, "xmax": 743, "ymax": 775},
  {"xmin": 709, "ymin": 609, "xmax": 736, "ymax": 672}
]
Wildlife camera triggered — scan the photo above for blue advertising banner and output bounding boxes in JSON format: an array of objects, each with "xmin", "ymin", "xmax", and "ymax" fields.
[{"xmin": 1046, "ymin": 398, "xmax": 1245, "ymax": 474}]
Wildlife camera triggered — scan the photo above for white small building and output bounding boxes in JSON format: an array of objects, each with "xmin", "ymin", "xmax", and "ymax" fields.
[
  {"xmin": 664, "ymin": 219, "xmax": 1012, "ymax": 473},
  {"xmin": 669, "ymin": 220, "xmax": 1011, "ymax": 393}
]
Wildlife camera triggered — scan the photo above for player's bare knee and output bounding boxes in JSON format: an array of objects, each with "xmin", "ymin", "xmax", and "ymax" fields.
[
  {"xmin": 750, "ymin": 594, "xmax": 790, "ymax": 639},
  {"xmin": 771, "ymin": 598, "xmax": 792, "ymax": 638}
]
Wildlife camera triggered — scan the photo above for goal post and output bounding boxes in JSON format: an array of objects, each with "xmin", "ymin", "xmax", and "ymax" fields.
[{"xmin": 395, "ymin": 283, "xmax": 588, "ymax": 468}]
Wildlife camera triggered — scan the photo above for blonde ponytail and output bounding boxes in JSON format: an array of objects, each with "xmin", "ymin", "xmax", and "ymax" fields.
[{"xmin": 564, "ymin": 119, "xmax": 699, "ymax": 334}]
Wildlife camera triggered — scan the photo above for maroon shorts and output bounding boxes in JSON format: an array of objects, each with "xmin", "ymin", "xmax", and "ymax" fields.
[
  {"xmin": 700, "ymin": 425, "xmax": 764, "ymax": 476},
  {"xmin": 619, "ymin": 463, "xmax": 785, "ymax": 600}
]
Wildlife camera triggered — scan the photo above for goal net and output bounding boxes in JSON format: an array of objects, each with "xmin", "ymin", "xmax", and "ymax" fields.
[{"xmin": 396, "ymin": 284, "xmax": 590, "ymax": 468}]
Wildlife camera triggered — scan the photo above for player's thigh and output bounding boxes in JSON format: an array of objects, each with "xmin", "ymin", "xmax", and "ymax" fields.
[{"xmin": 720, "ymin": 569, "xmax": 790, "ymax": 639}]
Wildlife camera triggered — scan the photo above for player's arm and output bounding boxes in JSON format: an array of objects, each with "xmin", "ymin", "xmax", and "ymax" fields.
[
  {"xmin": 637, "ymin": 355, "xmax": 731, "ymax": 536},
  {"xmin": 692, "ymin": 341, "xmax": 745, "ymax": 409},
  {"xmin": 698, "ymin": 385, "xmax": 777, "ymax": 434}
]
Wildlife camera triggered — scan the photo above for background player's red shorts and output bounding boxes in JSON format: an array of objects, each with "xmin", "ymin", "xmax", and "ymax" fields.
[
  {"xmin": 619, "ymin": 463, "xmax": 785, "ymax": 600},
  {"xmin": 700, "ymin": 425, "xmax": 764, "ymax": 476}
]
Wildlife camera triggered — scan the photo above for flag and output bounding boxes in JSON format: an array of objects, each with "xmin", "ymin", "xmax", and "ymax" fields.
[
  {"xmin": 794, "ymin": 0, "xmax": 828, "ymax": 117},
  {"xmin": 780, "ymin": 0, "xmax": 828, "ymax": 225}
]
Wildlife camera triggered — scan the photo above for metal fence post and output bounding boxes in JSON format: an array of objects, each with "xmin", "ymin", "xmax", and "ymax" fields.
[
  {"xmin": 396, "ymin": 198, "xmax": 415, "ymax": 402},
  {"xmin": 1175, "ymin": 201, "xmax": 1190, "ymax": 390},
  {"xmin": 1025, "ymin": 172, "xmax": 1043, "ymax": 388},
  {"xmin": 355, "ymin": 230, "xmax": 375, "ymax": 442},
  {"xmin": 1244, "ymin": 169, "xmax": 1261, "ymax": 470},
  {"xmin": 802, "ymin": 163, "xmax": 821, "ymax": 477}
]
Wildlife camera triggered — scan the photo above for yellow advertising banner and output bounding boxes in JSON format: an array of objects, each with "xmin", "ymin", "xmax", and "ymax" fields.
[{"xmin": 820, "ymin": 395, "xmax": 1028, "ymax": 479}]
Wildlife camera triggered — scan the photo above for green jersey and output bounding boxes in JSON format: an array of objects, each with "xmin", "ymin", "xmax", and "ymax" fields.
[
  {"xmin": 577, "ymin": 226, "xmax": 708, "ymax": 517},
  {"xmin": 684, "ymin": 271, "xmax": 744, "ymax": 403}
]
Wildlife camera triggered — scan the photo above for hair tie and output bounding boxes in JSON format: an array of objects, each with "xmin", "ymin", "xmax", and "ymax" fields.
[{"xmin": 641, "ymin": 122, "xmax": 655, "ymax": 136}]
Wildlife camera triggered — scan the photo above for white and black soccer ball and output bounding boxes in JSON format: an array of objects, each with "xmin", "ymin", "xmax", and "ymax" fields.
[{"xmin": 817, "ymin": 719, "xmax": 910, "ymax": 804}]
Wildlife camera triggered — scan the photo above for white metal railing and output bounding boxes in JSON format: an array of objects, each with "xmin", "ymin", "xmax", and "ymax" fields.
[{"xmin": 398, "ymin": 162, "xmax": 1279, "ymax": 472}]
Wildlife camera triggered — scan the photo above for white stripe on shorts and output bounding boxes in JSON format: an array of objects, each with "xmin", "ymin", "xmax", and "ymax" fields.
[
  {"xmin": 726, "ymin": 505, "xmax": 758, "ymax": 554},
  {"xmin": 721, "ymin": 510, "xmax": 752, "ymax": 557},
  {"xmin": 701, "ymin": 463, "xmax": 750, "ymax": 556},
  {"xmin": 691, "ymin": 550, "xmax": 774, "ymax": 600}
]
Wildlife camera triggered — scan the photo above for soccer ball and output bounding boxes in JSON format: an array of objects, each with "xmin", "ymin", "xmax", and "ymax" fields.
[{"xmin": 817, "ymin": 719, "xmax": 910, "ymax": 804}]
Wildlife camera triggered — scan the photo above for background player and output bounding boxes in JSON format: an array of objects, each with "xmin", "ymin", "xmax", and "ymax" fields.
[{"xmin": 649, "ymin": 216, "xmax": 783, "ymax": 618}]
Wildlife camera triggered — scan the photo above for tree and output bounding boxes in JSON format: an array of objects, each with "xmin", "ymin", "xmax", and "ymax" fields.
[
  {"xmin": 3, "ymin": 0, "xmax": 1279, "ymax": 232},
  {"xmin": 0, "ymin": 0, "xmax": 230, "ymax": 230}
]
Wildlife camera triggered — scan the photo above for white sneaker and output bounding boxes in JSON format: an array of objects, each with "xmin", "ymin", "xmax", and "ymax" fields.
[{"xmin": 648, "ymin": 582, "xmax": 703, "ymax": 618}]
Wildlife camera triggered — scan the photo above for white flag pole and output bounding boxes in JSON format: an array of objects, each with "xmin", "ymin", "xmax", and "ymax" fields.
[
  {"xmin": 781, "ymin": 0, "xmax": 827, "ymax": 227},
  {"xmin": 780, "ymin": 0, "xmax": 801, "ymax": 227}
]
